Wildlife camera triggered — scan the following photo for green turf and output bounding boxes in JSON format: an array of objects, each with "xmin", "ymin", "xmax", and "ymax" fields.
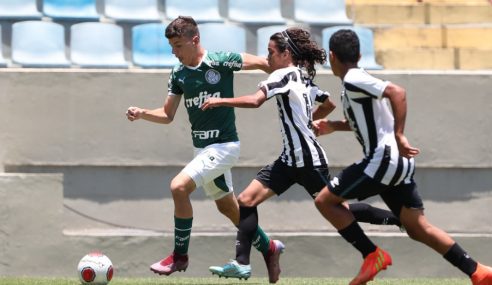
[{"xmin": 0, "ymin": 277, "xmax": 471, "ymax": 285}]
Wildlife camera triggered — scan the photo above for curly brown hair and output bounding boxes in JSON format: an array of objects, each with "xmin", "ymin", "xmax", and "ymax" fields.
[{"xmin": 270, "ymin": 28, "xmax": 326, "ymax": 79}]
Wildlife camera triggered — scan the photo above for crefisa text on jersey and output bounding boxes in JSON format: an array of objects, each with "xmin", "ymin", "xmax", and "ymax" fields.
[
  {"xmin": 185, "ymin": 91, "xmax": 221, "ymax": 108},
  {"xmin": 208, "ymin": 61, "xmax": 241, "ymax": 69},
  {"xmin": 222, "ymin": 61, "xmax": 242, "ymax": 69}
]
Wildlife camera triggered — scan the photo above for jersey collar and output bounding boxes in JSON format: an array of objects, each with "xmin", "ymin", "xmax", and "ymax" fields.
[{"xmin": 184, "ymin": 50, "xmax": 208, "ymax": 70}]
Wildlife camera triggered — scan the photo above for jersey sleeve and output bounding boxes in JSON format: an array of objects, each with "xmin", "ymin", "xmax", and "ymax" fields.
[
  {"xmin": 258, "ymin": 70, "xmax": 287, "ymax": 100},
  {"xmin": 167, "ymin": 66, "xmax": 183, "ymax": 96},
  {"xmin": 211, "ymin": 51, "xmax": 243, "ymax": 72},
  {"xmin": 306, "ymin": 80, "xmax": 330, "ymax": 104},
  {"xmin": 344, "ymin": 68, "xmax": 389, "ymax": 99}
]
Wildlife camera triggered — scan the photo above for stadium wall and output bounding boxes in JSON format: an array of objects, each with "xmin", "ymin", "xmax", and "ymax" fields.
[{"xmin": 1, "ymin": 69, "xmax": 491, "ymax": 168}]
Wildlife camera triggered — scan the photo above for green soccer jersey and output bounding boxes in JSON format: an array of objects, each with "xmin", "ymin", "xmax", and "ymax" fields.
[{"xmin": 168, "ymin": 51, "xmax": 242, "ymax": 148}]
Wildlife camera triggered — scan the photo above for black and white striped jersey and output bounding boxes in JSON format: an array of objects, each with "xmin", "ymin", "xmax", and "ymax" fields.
[
  {"xmin": 259, "ymin": 66, "xmax": 329, "ymax": 168},
  {"xmin": 342, "ymin": 68, "xmax": 415, "ymax": 186}
]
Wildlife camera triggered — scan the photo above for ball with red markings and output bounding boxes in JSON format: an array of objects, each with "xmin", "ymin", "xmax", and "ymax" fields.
[{"xmin": 77, "ymin": 252, "xmax": 113, "ymax": 285}]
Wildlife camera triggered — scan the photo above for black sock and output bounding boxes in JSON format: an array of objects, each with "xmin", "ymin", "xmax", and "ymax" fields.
[
  {"xmin": 349, "ymin": 202, "xmax": 401, "ymax": 227},
  {"xmin": 443, "ymin": 243, "xmax": 478, "ymax": 277},
  {"xmin": 235, "ymin": 206, "xmax": 258, "ymax": 265},
  {"xmin": 338, "ymin": 221, "xmax": 377, "ymax": 258}
]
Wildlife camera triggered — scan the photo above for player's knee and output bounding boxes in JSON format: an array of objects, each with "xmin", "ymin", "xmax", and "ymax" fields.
[
  {"xmin": 170, "ymin": 179, "xmax": 191, "ymax": 198},
  {"xmin": 237, "ymin": 194, "xmax": 256, "ymax": 207},
  {"xmin": 403, "ymin": 221, "xmax": 426, "ymax": 241},
  {"xmin": 405, "ymin": 227, "xmax": 423, "ymax": 241},
  {"xmin": 217, "ymin": 204, "xmax": 238, "ymax": 220},
  {"xmin": 216, "ymin": 202, "xmax": 232, "ymax": 214},
  {"xmin": 314, "ymin": 195, "xmax": 328, "ymax": 210}
]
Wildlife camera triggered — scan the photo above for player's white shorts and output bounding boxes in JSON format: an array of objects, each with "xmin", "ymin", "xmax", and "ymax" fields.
[{"xmin": 182, "ymin": 141, "xmax": 240, "ymax": 200}]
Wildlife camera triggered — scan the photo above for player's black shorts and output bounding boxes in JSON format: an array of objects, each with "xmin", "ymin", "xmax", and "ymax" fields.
[
  {"xmin": 327, "ymin": 162, "xmax": 424, "ymax": 218},
  {"xmin": 255, "ymin": 158, "xmax": 330, "ymax": 199}
]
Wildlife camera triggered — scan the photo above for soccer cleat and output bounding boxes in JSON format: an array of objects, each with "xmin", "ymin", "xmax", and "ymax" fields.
[
  {"xmin": 349, "ymin": 247, "xmax": 392, "ymax": 285},
  {"xmin": 471, "ymin": 263, "xmax": 492, "ymax": 285},
  {"xmin": 150, "ymin": 252, "xmax": 189, "ymax": 276},
  {"xmin": 209, "ymin": 260, "xmax": 251, "ymax": 280},
  {"xmin": 263, "ymin": 239, "xmax": 285, "ymax": 284}
]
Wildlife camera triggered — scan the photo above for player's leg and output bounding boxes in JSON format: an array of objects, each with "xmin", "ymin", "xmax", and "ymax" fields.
[
  {"xmin": 214, "ymin": 189, "xmax": 272, "ymax": 257},
  {"xmin": 314, "ymin": 164, "xmax": 392, "ymax": 285},
  {"xmin": 314, "ymin": 186, "xmax": 375, "ymax": 249},
  {"xmin": 199, "ymin": 144, "xmax": 284, "ymax": 282},
  {"xmin": 239, "ymin": 161, "xmax": 292, "ymax": 283},
  {"xmin": 401, "ymin": 209, "xmax": 484, "ymax": 280},
  {"xmin": 380, "ymin": 182, "xmax": 436, "ymax": 245},
  {"xmin": 348, "ymin": 202, "xmax": 402, "ymax": 228},
  {"xmin": 315, "ymin": 186, "xmax": 391, "ymax": 285},
  {"xmin": 215, "ymin": 190, "xmax": 239, "ymax": 224},
  {"xmin": 211, "ymin": 172, "xmax": 273, "ymax": 255},
  {"xmin": 237, "ymin": 184, "xmax": 286, "ymax": 284},
  {"xmin": 236, "ymin": 179, "xmax": 279, "ymax": 265},
  {"xmin": 383, "ymin": 183, "xmax": 492, "ymax": 284},
  {"xmin": 209, "ymin": 179, "xmax": 278, "ymax": 281},
  {"xmin": 210, "ymin": 160, "xmax": 290, "ymax": 283},
  {"xmin": 151, "ymin": 142, "xmax": 238, "ymax": 276},
  {"xmin": 150, "ymin": 171, "xmax": 195, "ymax": 275}
]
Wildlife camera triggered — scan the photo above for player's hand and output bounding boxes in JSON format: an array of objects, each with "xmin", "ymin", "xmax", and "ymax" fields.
[
  {"xmin": 126, "ymin": 106, "xmax": 143, "ymax": 121},
  {"xmin": 395, "ymin": 134, "xmax": 420, "ymax": 158},
  {"xmin": 312, "ymin": 119, "xmax": 335, "ymax": 136},
  {"xmin": 201, "ymin": 98, "xmax": 222, "ymax": 110}
]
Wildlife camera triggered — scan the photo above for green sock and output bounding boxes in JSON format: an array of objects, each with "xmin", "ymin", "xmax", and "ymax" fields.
[
  {"xmin": 252, "ymin": 225, "xmax": 271, "ymax": 255},
  {"xmin": 174, "ymin": 216, "xmax": 193, "ymax": 255}
]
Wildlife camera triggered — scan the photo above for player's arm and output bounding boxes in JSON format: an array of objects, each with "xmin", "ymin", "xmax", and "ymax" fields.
[
  {"xmin": 313, "ymin": 97, "xmax": 336, "ymax": 120},
  {"xmin": 311, "ymin": 93, "xmax": 347, "ymax": 136},
  {"xmin": 313, "ymin": 118, "xmax": 351, "ymax": 136},
  {"xmin": 311, "ymin": 97, "xmax": 338, "ymax": 136},
  {"xmin": 240, "ymin": 53, "xmax": 272, "ymax": 74},
  {"xmin": 126, "ymin": 94, "xmax": 181, "ymax": 124},
  {"xmin": 383, "ymin": 83, "xmax": 420, "ymax": 158},
  {"xmin": 201, "ymin": 87, "xmax": 267, "ymax": 110}
]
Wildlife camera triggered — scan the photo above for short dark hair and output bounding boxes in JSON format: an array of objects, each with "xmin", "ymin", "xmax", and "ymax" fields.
[
  {"xmin": 165, "ymin": 16, "xmax": 198, "ymax": 39},
  {"xmin": 329, "ymin": 29, "xmax": 360, "ymax": 64}
]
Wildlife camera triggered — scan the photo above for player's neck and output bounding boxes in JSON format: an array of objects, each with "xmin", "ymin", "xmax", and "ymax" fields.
[
  {"xmin": 190, "ymin": 47, "xmax": 206, "ymax": 67},
  {"xmin": 339, "ymin": 63, "xmax": 358, "ymax": 80},
  {"xmin": 284, "ymin": 62, "xmax": 295, "ymax": 69}
]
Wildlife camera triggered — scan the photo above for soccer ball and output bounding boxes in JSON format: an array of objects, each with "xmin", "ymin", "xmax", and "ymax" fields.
[{"xmin": 77, "ymin": 252, "xmax": 114, "ymax": 285}]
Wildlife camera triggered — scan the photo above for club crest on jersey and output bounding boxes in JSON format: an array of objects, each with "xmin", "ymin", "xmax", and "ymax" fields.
[{"xmin": 205, "ymin": 69, "xmax": 221, "ymax": 84}]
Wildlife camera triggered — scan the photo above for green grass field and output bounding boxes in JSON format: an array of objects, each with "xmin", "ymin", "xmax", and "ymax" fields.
[{"xmin": 0, "ymin": 277, "xmax": 471, "ymax": 285}]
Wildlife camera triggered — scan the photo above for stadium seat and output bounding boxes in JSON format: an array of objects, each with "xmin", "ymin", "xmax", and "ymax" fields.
[
  {"xmin": 322, "ymin": 26, "xmax": 383, "ymax": 70},
  {"xmin": 11, "ymin": 21, "xmax": 70, "ymax": 67},
  {"xmin": 165, "ymin": 0, "xmax": 222, "ymax": 23},
  {"xmin": 42, "ymin": 0, "xmax": 99, "ymax": 20},
  {"xmin": 228, "ymin": 0, "xmax": 286, "ymax": 24},
  {"xmin": 132, "ymin": 23, "xmax": 178, "ymax": 68},
  {"xmin": 0, "ymin": 0, "xmax": 42, "ymax": 19},
  {"xmin": 293, "ymin": 0, "xmax": 352, "ymax": 25},
  {"xmin": 70, "ymin": 22, "xmax": 128, "ymax": 68},
  {"xmin": 256, "ymin": 25, "xmax": 288, "ymax": 57},
  {"xmin": 198, "ymin": 23, "xmax": 246, "ymax": 53},
  {"xmin": 0, "ymin": 26, "xmax": 6, "ymax": 67},
  {"xmin": 104, "ymin": 0, "xmax": 160, "ymax": 22}
]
